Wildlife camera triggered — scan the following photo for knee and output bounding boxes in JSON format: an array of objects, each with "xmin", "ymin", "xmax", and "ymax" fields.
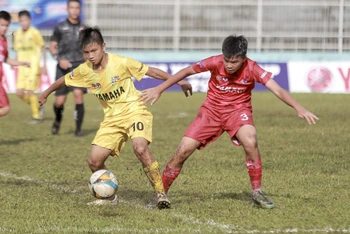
[
  {"xmin": 0, "ymin": 106, "xmax": 10, "ymax": 117},
  {"xmin": 176, "ymin": 144, "xmax": 192, "ymax": 158},
  {"xmin": 242, "ymin": 133, "xmax": 258, "ymax": 151},
  {"xmin": 133, "ymin": 144, "xmax": 148, "ymax": 157},
  {"xmin": 87, "ymin": 156, "xmax": 103, "ymax": 171}
]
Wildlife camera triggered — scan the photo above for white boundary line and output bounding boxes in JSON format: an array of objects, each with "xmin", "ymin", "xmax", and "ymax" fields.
[{"xmin": 1, "ymin": 171, "xmax": 349, "ymax": 233}]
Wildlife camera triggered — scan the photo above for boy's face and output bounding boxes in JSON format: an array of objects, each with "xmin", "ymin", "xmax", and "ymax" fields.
[
  {"xmin": 83, "ymin": 42, "xmax": 106, "ymax": 65},
  {"xmin": 67, "ymin": 1, "xmax": 81, "ymax": 21},
  {"xmin": 223, "ymin": 56, "xmax": 246, "ymax": 75},
  {"xmin": 0, "ymin": 18, "xmax": 10, "ymax": 37},
  {"xmin": 19, "ymin": 15, "xmax": 31, "ymax": 31}
]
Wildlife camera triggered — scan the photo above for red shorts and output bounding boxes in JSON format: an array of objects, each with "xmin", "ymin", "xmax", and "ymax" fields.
[
  {"xmin": 0, "ymin": 84, "xmax": 9, "ymax": 107},
  {"xmin": 184, "ymin": 104, "xmax": 254, "ymax": 149}
]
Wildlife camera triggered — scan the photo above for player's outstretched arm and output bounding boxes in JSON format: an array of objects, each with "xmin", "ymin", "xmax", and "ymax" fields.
[
  {"xmin": 38, "ymin": 76, "xmax": 66, "ymax": 106},
  {"xmin": 5, "ymin": 57, "xmax": 30, "ymax": 67},
  {"xmin": 145, "ymin": 67, "xmax": 193, "ymax": 100},
  {"xmin": 141, "ymin": 66, "xmax": 196, "ymax": 105},
  {"xmin": 265, "ymin": 79, "xmax": 319, "ymax": 124}
]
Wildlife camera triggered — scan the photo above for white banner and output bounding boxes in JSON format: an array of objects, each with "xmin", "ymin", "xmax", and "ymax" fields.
[
  {"xmin": 2, "ymin": 60, "xmax": 57, "ymax": 93},
  {"xmin": 288, "ymin": 62, "xmax": 350, "ymax": 93}
]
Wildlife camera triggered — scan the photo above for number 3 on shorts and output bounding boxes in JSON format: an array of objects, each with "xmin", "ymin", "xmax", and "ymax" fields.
[
  {"xmin": 240, "ymin": 113, "xmax": 249, "ymax": 121},
  {"xmin": 131, "ymin": 122, "xmax": 144, "ymax": 131}
]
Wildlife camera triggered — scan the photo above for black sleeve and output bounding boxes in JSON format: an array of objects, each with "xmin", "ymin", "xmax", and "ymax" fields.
[{"xmin": 50, "ymin": 25, "xmax": 61, "ymax": 42}]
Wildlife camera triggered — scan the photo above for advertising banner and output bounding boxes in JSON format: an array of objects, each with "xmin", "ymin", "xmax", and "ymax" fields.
[
  {"xmin": 1, "ymin": 61, "xmax": 289, "ymax": 93},
  {"xmin": 0, "ymin": 0, "xmax": 84, "ymax": 30},
  {"xmin": 134, "ymin": 62, "xmax": 289, "ymax": 92},
  {"xmin": 288, "ymin": 62, "xmax": 350, "ymax": 93}
]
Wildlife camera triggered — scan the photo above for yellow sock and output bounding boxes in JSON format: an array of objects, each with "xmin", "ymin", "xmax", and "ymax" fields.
[
  {"xmin": 29, "ymin": 95, "xmax": 40, "ymax": 119},
  {"xmin": 143, "ymin": 161, "xmax": 164, "ymax": 194},
  {"xmin": 22, "ymin": 94, "xmax": 30, "ymax": 104}
]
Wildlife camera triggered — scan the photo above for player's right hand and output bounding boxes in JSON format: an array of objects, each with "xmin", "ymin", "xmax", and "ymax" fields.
[
  {"xmin": 59, "ymin": 59, "xmax": 72, "ymax": 70},
  {"xmin": 38, "ymin": 94, "xmax": 47, "ymax": 106},
  {"xmin": 296, "ymin": 107, "xmax": 319, "ymax": 125},
  {"xmin": 140, "ymin": 87, "xmax": 162, "ymax": 105}
]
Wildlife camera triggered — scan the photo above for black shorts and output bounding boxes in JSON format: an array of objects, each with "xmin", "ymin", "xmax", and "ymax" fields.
[{"xmin": 54, "ymin": 61, "xmax": 87, "ymax": 96}]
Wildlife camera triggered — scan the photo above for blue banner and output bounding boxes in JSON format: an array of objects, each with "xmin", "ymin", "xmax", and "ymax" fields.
[
  {"xmin": 134, "ymin": 62, "xmax": 289, "ymax": 92},
  {"xmin": 0, "ymin": 0, "xmax": 84, "ymax": 30}
]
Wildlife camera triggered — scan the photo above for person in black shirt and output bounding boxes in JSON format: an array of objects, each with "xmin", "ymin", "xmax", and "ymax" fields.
[{"xmin": 49, "ymin": 0, "xmax": 86, "ymax": 137}]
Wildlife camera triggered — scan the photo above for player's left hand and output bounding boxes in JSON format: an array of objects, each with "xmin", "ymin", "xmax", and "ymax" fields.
[
  {"xmin": 296, "ymin": 107, "xmax": 319, "ymax": 124},
  {"xmin": 38, "ymin": 93, "xmax": 47, "ymax": 106},
  {"xmin": 22, "ymin": 61, "xmax": 31, "ymax": 67},
  {"xmin": 140, "ymin": 87, "xmax": 162, "ymax": 105},
  {"xmin": 178, "ymin": 81, "xmax": 193, "ymax": 98}
]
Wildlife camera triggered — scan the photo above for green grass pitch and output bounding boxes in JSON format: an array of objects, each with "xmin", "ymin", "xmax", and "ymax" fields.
[{"xmin": 0, "ymin": 92, "xmax": 349, "ymax": 233}]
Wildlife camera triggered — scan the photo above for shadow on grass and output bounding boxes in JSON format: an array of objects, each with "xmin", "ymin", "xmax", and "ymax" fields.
[
  {"xmin": 216, "ymin": 191, "xmax": 252, "ymax": 202},
  {"xmin": 0, "ymin": 138, "xmax": 39, "ymax": 145},
  {"xmin": 65, "ymin": 128, "xmax": 98, "ymax": 136},
  {"xmin": 0, "ymin": 179, "xmax": 39, "ymax": 187},
  {"xmin": 118, "ymin": 188, "xmax": 154, "ymax": 204}
]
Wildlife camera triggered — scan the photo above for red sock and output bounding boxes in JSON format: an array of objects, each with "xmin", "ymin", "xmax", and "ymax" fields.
[
  {"xmin": 246, "ymin": 157, "xmax": 262, "ymax": 191},
  {"xmin": 162, "ymin": 165, "xmax": 181, "ymax": 194}
]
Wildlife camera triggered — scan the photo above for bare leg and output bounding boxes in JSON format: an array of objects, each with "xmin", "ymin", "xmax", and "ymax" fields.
[
  {"xmin": 0, "ymin": 106, "xmax": 10, "ymax": 117},
  {"xmin": 163, "ymin": 137, "xmax": 201, "ymax": 193},
  {"xmin": 236, "ymin": 125, "xmax": 274, "ymax": 209},
  {"xmin": 132, "ymin": 137, "xmax": 171, "ymax": 209},
  {"xmin": 87, "ymin": 144, "xmax": 111, "ymax": 172}
]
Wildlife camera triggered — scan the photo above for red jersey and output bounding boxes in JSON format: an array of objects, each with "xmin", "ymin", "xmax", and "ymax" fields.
[
  {"xmin": 0, "ymin": 37, "xmax": 9, "ymax": 82},
  {"xmin": 191, "ymin": 54, "xmax": 272, "ymax": 110}
]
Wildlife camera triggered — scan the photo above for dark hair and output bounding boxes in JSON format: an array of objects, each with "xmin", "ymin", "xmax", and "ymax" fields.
[
  {"xmin": 18, "ymin": 10, "xmax": 31, "ymax": 19},
  {"xmin": 0, "ymin": 11, "xmax": 11, "ymax": 22},
  {"xmin": 222, "ymin": 35, "xmax": 248, "ymax": 58},
  {"xmin": 79, "ymin": 26, "xmax": 104, "ymax": 49},
  {"xmin": 67, "ymin": 0, "xmax": 81, "ymax": 6}
]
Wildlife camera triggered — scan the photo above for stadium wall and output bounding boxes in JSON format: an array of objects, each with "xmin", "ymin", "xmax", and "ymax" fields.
[{"xmin": 2, "ymin": 51, "xmax": 350, "ymax": 94}]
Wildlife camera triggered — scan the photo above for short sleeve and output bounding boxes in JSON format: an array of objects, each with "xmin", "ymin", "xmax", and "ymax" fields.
[
  {"xmin": 123, "ymin": 57, "xmax": 149, "ymax": 81},
  {"xmin": 191, "ymin": 56, "xmax": 215, "ymax": 73},
  {"xmin": 252, "ymin": 62, "xmax": 273, "ymax": 85},
  {"xmin": 13, "ymin": 30, "xmax": 20, "ymax": 51},
  {"xmin": 50, "ymin": 25, "xmax": 61, "ymax": 42},
  {"xmin": 34, "ymin": 29, "xmax": 45, "ymax": 47},
  {"xmin": 64, "ymin": 65, "xmax": 87, "ymax": 88}
]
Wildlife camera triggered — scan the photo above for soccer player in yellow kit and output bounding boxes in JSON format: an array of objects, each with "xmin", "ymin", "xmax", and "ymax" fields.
[
  {"xmin": 39, "ymin": 27, "xmax": 192, "ymax": 209},
  {"xmin": 13, "ymin": 10, "xmax": 46, "ymax": 123}
]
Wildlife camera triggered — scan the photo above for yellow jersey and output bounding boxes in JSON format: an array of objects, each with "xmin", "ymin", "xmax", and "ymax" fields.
[
  {"xmin": 13, "ymin": 27, "xmax": 44, "ymax": 70},
  {"xmin": 65, "ymin": 53, "xmax": 149, "ymax": 118}
]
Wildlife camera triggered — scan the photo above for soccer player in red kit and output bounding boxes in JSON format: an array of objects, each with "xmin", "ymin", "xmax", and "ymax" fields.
[
  {"xmin": 140, "ymin": 35, "xmax": 319, "ymax": 209},
  {"xmin": 0, "ymin": 11, "xmax": 30, "ymax": 117}
]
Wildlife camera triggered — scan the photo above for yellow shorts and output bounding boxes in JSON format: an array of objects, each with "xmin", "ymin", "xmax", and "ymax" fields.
[
  {"xmin": 16, "ymin": 66, "xmax": 40, "ymax": 91},
  {"xmin": 92, "ymin": 110, "xmax": 153, "ymax": 157}
]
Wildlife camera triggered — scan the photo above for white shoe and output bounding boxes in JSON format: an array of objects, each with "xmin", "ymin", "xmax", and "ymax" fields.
[
  {"xmin": 39, "ymin": 105, "xmax": 45, "ymax": 120},
  {"xmin": 28, "ymin": 118, "xmax": 43, "ymax": 124},
  {"xmin": 87, "ymin": 195, "xmax": 118, "ymax": 206},
  {"xmin": 146, "ymin": 193, "xmax": 171, "ymax": 209}
]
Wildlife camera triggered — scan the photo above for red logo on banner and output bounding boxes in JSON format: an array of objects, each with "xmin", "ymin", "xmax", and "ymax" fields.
[{"xmin": 307, "ymin": 67, "xmax": 332, "ymax": 92}]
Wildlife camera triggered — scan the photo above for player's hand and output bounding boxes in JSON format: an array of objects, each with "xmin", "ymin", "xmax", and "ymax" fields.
[
  {"xmin": 178, "ymin": 81, "xmax": 193, "ymax": 98},
  {"xmin": 38, "ymin": 93, "xmax": 47, "ymax": 106},
  {"xmin": 22, "ymin": 61, "xmax": 31, "ymax": 67},
  {"xmin": 296, "ymin": 107, "xmax": 319, "ymax": 125},
  {"xmin": 59, "ymin": 59, "xmax": 72, "ymax": 70},
  {"xmin": 140, "ymin": 87, "xmax": 162, "ymax": 105}
]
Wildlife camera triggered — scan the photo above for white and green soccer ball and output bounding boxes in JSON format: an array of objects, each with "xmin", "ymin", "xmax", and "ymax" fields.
[{"xmin": 88, "ymin": 170, "xmax": 118, "ymax": 199}]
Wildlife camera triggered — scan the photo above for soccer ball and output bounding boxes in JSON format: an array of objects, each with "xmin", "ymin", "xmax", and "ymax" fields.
[{"xmin": 88, "ymin": 170, "xmax": 118, "ymax": 199}]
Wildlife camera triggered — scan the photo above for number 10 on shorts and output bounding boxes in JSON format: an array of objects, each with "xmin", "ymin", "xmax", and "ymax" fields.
[{"xmin": 131, "ymin": 122, "xmax": 144, "ymax": 131}]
